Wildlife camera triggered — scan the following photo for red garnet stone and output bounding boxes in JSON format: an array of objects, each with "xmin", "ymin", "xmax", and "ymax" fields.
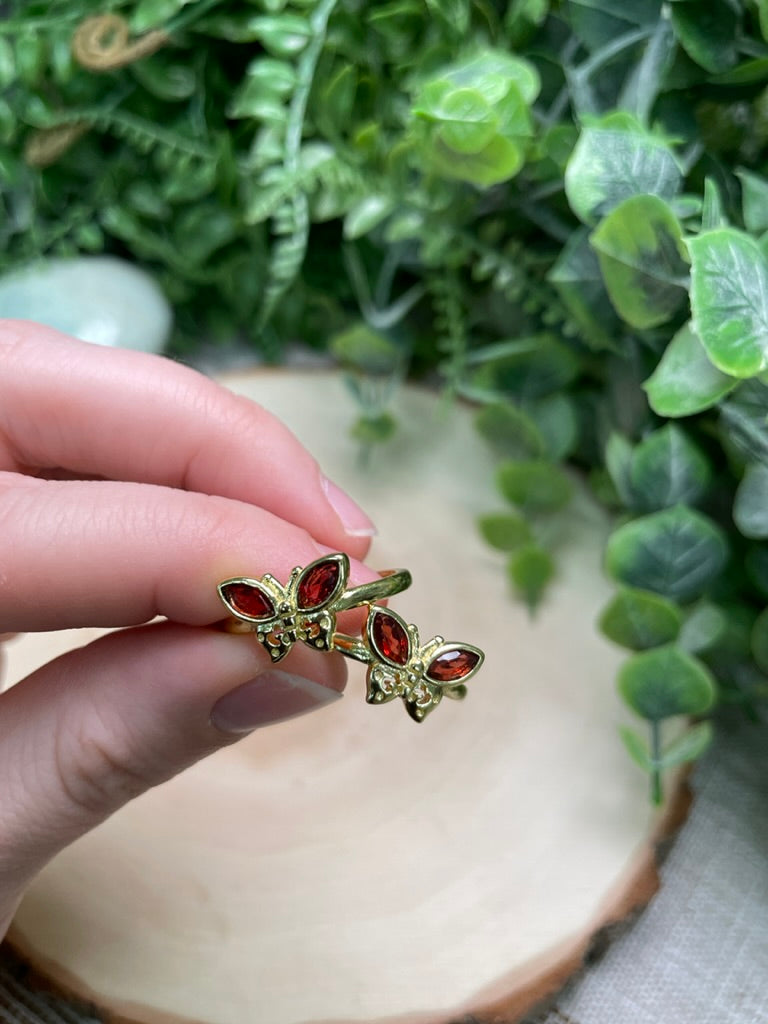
[
  {"xmin": 372, "ymin": 611, "xmax": 410, "ymax": 665},
  {"xmin": 427, "ymin": 648, "xmax": 480, "ymax": 683},
  {"xmin": 223, "ymin": 583, "xmax": 275, "ymax": 620},
  {"xmin": 297, "ymin": 559, "xmax": 341, "ymax": 610}
]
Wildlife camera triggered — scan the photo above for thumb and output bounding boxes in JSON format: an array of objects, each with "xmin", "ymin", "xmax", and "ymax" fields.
[{"xmin": 0, "ymin": 623, "xmax": 345, "ymax": 909}]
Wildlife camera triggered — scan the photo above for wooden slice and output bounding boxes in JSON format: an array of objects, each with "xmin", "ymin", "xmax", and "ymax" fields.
[{"xmin": 4, "ymin": 371, "xmax": 689, "ymax": 1024}]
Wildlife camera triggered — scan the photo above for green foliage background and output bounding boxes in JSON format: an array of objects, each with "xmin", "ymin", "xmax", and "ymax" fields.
[{"xmin": 3, "ymin": 0, "xmax": 768, "ymax": 799}]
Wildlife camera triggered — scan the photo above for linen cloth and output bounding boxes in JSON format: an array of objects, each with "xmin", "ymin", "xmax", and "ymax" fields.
[{"xmin": 0, "ymin": 719, "xmax": 765, "ymax": 1024}]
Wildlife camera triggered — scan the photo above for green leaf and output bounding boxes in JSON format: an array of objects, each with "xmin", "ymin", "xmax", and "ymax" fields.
[
  {"xmin": 629, "ymin": 424, "xmax": 711, "ymax": 511},
  {"xmin": 507, "ymin": 543, "xmax": 554, "ymax": 610},
  {"xmin": 605, "ymin": 432, "xmax": 635, "ymax": 507},
  {"xmin": 246, "ymin": 15, "xmax": 312, "ymax": 57},
  {"xmin": 737, "ymin": 169, "xmax": 768, "ymax": 235},
  {"xmin": 548, "ymin": 227, "xmax": 622, "ymax": 352},
  {"xmin": 131, "ymin": 0, "xmax": 191, "ymax": 31},
  {"xmin": 599, "ymin": 587, "xmax": 682, "ymax": 650},
  {"xmin": 733, "ymin": 463, "xmax": 768, "ymax": 539},
  {"xmin": 618, "ymin": 645, "xmax": 717, "ymax": 720},
  {"xmin": 330, "ymin": 323, "xmax": 401, "ymax": 375},
  {"xmin": 350, "ymin": 413, "xmax": 397, "ymax": 446},
  {"xmin": 475, "ymin": 403, "xmax": 546, "ymax": 459},
  {"xmin": 565, "ymin": 116, "xmax": 682, "ymax": 225},
  {"xmin": 619, "ymin": 725, "xmax": 654, "ymax": 772},
  {"xmin": 591, "ymin": 194, "xmax": 688, "ymax": 329},
  {"xmin": 468, "ymin": 334, "xmax": 579, "ymax": 399},
  {"xmin": 434, "ymin": 133, "xmax": 526, "ymax": 186},
  {"xmin": 525, "ymin": 394, "xmax": 579, "ymax": 460},
  {"xmin": 670, "ymin": 0, "xmax": 738, "ymax": 74},
  {"xmin": 678, "ymin": 603, "xmax": 727, "ymax": 654},
  {"xmin": 343, "ymin": 196, "xmax": 395, "ymax": 240},
  {"xmin": 751, "ymin": 606, "xmax": 768, "ymax": 673},
  {"xmin": 658, "ymin": 721, "xmax": 714, "ymax": 769},
  {"xmin": 605, "ymin": 505, "xmax": 729, "ymax": 602},
  {"xmin": 478, "ymin": 512, "xmax": 532, "ymax": 551},
  {"xmin": 644, "ymin": 322, "xmax": 737, "ymax": 417},
  {"xmin": 746, "ymin": 545, "xmax": 768, "ymax": 599},
  {"xmin": 719, "ymin": 381, "xmax": 768, "ymax": 463},
  {"xmin": 688, "ymin": 228, "xmax": 768, "ymax": 378},
  {"xmin": 497, "ymin": 460, "xmax": 573, "ymax": 514}
]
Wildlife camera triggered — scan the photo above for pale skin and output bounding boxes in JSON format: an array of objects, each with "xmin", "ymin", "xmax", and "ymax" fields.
[{"xmin": 0, "ymin": 320, "xmax": 377, "ymax": 938}]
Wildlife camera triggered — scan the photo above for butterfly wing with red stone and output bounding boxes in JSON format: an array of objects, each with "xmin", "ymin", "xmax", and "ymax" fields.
[
  {"xmin": 290, "ymin": 552, "xmax": 348, "ymax": 653},
  {"xmin": 364, "ymin": 606, "xmax": 413, "ymax": 706},
  {"xmin": 404, "ymin": 641, "xmax": 484, "ymax": 722}
]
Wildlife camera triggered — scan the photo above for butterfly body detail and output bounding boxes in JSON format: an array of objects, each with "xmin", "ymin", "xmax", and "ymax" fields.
[
  {"xmin": 365, "ymin": 606, "xmax": 484, "ymax": 722},
  {"xmin": 218, "ymin": 553, "xmax": 348, "ymax": 663}
]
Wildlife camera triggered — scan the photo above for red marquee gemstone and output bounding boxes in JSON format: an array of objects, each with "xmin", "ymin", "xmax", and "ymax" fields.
[
  {"xmin": 427, "ymin": 648, "xmax": 480, "ymax": 683},
  {"xmin": 223, "ymin": 583, "xmax": 275, "ymax": 620},
  {"xmin": 297, "ymin": 559, "xmax": 341, "ymax": 610},
  {"xmin": 372, "ymin": 611, "xmax": 409, "ymax": 665}
]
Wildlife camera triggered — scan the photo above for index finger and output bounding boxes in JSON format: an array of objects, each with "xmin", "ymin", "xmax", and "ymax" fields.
[{"xmin": 0, "ymin": 321, "xmax": 375, "ymax": 557}]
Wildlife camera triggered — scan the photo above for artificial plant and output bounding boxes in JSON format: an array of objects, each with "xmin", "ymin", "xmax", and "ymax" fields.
[{"xmin": 3, "ymin": 0, "xmax": 768, "ymax": 801}]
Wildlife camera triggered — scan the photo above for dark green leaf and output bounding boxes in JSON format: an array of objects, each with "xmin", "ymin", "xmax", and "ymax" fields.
[
  {"xmin": 599, "ymin": 587, "xmax": 683, "ymax": 650},
  {"xmin": 733, "ymin": 463, "xmax": 768, "ymax": 539},
  {"xmin": 591, "ymin": 194, "xmax": 688, "ymax": 329},
  {"xmin": 618, "ymin": 645, "xmax": 717, "ymax": 720},
  {"xmin": 507, "ymin": 543, "xmax": 554, "ymax": 610},
  {"xmin": 670, "ymin": 0, "xmax": 739, "ymax": 74},
  {"xmin": 478, "ymin": 512, "xmax": 532, "ymax": 551},
  {"xmin": 605, "ymin": 505, "xmax": 729, "ymax": 602},
  {"xmin": 644, "ymin": 322, "xmax": 737, "ymax": 417},
  {"xmin": 751, "ymin": 606, "xmax": 768, "ymax": 673},
  {"xmin": 525, "ymin": 394, "xmax": 579, "ymax": 460},
  {"xmin": 689, "ymin": 228, "xmax": 768, "ymax": 378},
  {"xmin": 629, "ymin": 424, "xmax": 711, "ymax": 511},
  {"xmin": 605, "ymin": 433, "xmax": 635, "ymax": 507},
  {"xmin": 737, "ymin": 169, "xmax": 768, "ymax": 235},
  {"xmin": 497, "ymin": 460, "xmax": 573, "ymax": 514}
]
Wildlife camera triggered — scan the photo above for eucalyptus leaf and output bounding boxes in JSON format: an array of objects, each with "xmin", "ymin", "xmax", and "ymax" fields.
[
  {"xmin": 478, "ymin": 511, "xmax": 532, "ymax": 551},
  {"xmin": 599, "ymin": 587, "xmax": 682, "ymax": 650},
  {"xmin": 678, "ymin": 603, "xmax": 727, "ymax": 654},
  {"xmin": 497, "ymin": 459, "xmax": 573, "ymax": 513},
  {"xmin": 644, "ymin": 322, "xmax": 737, "ymax": 417},
  {"xmin": 590, "ymin": 194, "xmax": 688, "ymax": 329},
  {"xmin": 618, "ymin": 645, "xmax": 717, "ymax": 720},
  {"xmin": 619, "ymin": 725, "xmax": 653, "ymax": 772},
  {"xmin": 605, "ymin": 505, "xmax": 729, "ymax": 602},
  {"xmin": 658, "ymin": 721, "xmax": 714, "ymax": 769},
  {"xmin": 689, "ymin": 228, "xmax": 768, "ymax": 378},
  {"xmin": 733, "ymin": 463, "xmax": 768, "ymax": 539},
  {"xmin": 507, "ymin": 543, "xmax": 554, "ymax": 611},
  {"xmin": 565, "ymin": 115, "xmax": 682, "ymax": 225}
]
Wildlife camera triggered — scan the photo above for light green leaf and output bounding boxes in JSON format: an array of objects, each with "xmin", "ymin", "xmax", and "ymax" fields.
[
  {"xmin": 497, "ymin": 460, "xmax": 573, "ymax": 514},
  {"xmin": 436, "ymin": 133, "xmax": 525, "ymax": 186},
  {"xmin": 644, "ymin": 322, "xmax": 737, "ymax": 417},
  {"xmin": 678, "ymin": 603, "xmax": 727, "ymax": 654},
  {"xmin": 605, "ymin": 505, "xmax": 729, "ymax": 602},
  {"xmin": 688, "ymin": 228, "xmax": 768, "ymax": 378},
  {"xmin": 658, "ymin": 721, "xmax": 714, "ymax": 769},
  {"xmin": 619, "ymin": 725, "xmax": 654, "ymax": 772},
  {"xmin": 629, "ymin": 424, "xmax": 711, "ymax": 511},
  {"xmin": 737, "ymin": 169, "xmax": 768, "ymax": 235},
  {"xmin": 591, "ymin": 194, "xmax": 688, "ymax": 329},
  {"xmin": 330, "ymin": 323, "xmax": 401, "ymax": 375},
  {"xmin": 599, "ymin": 587, "xmax": 682, "ymax": 650},
  {"xmin": 343, "ymin": 196, "xmax": 394, "ymax": 240},
  {"xmin": 733, "ymin": 463, "xmax": 768, "ymax": 539},
  {"xmin": 565, "ymin": 116, "xmax": 682, "ymax": 225},
  {"xmin": 508, "ymin": 543, "xmax": 554, "ymax": 611},
  {"xmin": 618, "ymin": 645, "xmax": 717, "ymax": 720},
  {"xmin": 475, "ymin": 403, "xmax": 546, "ymax": 459},
  {"xmin": 478, "ymin": 512, "xmax": 532, "ymax": 551},
  {"xmin": 701, "ymin": 177, "xmax": 725, "ymax": 232}
]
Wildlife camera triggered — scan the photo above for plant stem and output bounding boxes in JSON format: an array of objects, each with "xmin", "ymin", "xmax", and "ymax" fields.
[{"xmin": 650, "ymin": 720, "xmax": 663, "ymax": 806}]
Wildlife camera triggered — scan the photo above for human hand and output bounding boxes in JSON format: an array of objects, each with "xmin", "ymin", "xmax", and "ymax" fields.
[{"xmin": 0, "ymin": 321, "xmax": 376, "ymax": 937}]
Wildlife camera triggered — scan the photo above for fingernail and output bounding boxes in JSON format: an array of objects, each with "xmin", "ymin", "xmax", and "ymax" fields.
[
  {"xmin": 322, "ymin": 477, "xmax": 377, "ymax": 538},
  {"xmin": 210, "ymin": 671, "xmax": 343, "ymax": 734}
]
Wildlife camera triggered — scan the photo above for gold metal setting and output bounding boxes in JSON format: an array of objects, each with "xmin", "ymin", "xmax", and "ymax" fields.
[{"xmin": 217, "ymin": 553, "xmax": 484, "ymax": 722}]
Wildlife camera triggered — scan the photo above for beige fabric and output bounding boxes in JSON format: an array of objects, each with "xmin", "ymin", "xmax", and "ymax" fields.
[{"xmin": 1, "ymin": 721, "xmax": 765, "ymax": 1023}]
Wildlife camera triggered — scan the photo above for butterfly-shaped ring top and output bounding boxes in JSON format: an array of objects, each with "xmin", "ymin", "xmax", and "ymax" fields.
[
  {"xmin": 218, "ymin": 554, "xmax": 412, "ymax": 663},
  {"xmin": 360, "ymin": 605, "xmax": 484, "ymax": 722}
]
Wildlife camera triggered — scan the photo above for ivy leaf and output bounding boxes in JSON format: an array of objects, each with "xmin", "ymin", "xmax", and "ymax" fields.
[
  {"xmin": 478, "ymin": 511, "xmax": 532, "ymax": 551},
  {"xmin": 733, "ymin": 463, "xmax": 768, "ymax": 539},
  {"xmin": 658, "ymin": 721, "xmax": 714, "ymax": 769},
  {"xmin": 618, "ymin": 645, "xmax": 717, "ymax": 720},
  {"xmin": 629, "ymin": 424, "xmax": 711, "ymax": 511},
  {"xmin": 599, "ymin": 587, "xmax": 682, "ymax": 650},
  {"xmin": 719, "ymin": 381, "xmax": 768, "ymax": 464},
  {"xmin": 644, "ymin": 322, "xmax": 737, "ymax": 417},
  {"xmin": 619, "ymin": 725, "xmax": 653, "ymax": 772},
  {"xmin": 497, "ymin": 460, "xmax": 573, "ymax": 514},
  {"xmin": 475, "ymin": 402, "xmax": 546, "ymax": 459},
  {"xmin": 590, "ymin": 194, "xmax": 688, "ymax": 329},
  {"xmin": 605, "ymin": 505, "xmax": 729, "ymax": 602},
  {"xmin": 688, "ymin": 228, "xmax": 768, "ymax": 377},
  {"xmin": 565, "ymin": 114, "xmax": 682, "ymax": 225},
  {"xmin": 507, "ymin": 543, "xmax": 554, "ymax": 611}
]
